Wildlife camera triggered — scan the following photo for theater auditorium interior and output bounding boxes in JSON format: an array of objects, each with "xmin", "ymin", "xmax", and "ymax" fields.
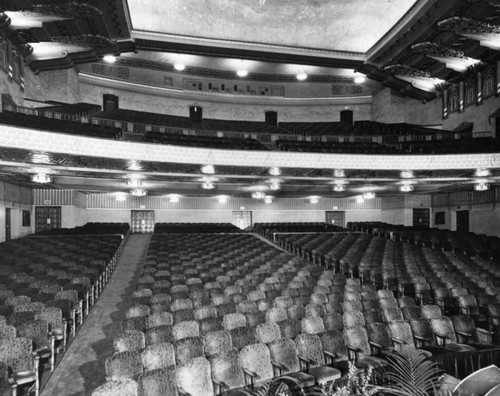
[{"xmin": 2, "ymin": 0, "xmax": 500, "ymax": 395}]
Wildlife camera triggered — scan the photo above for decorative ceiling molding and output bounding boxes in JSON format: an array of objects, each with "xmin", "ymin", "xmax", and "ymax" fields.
[
  {"xmin": 411, "ymin": 41, "xmax": 482, "ymax": 72},
  {"xmin": 384, "ymin": 64, "xmax": 444, "ymax": 92},
  {"xmin": 1, "ymin": 125, "xmax": 500, "ymax": 171},
  {"xmin": 438, "ymin": 17, "xmax": 500, "ymax": 49}
]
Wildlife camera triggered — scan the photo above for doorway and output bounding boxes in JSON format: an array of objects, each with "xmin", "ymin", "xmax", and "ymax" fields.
[
  {"xmin": 456, "ymin": 210, "xmax": 470, "ymax": 232},
  {"xmin": 5, "ymin": 208, "xmax": 11, "ymax": 241},
  {"xmin": 35, "ymin": 206, "xmax": 62, "ymax": 233},
  {"xmin": 131, "ymin": 210, "xmax": 154, "ymax": 233},
  {"xmin": 412, "ymin": 208, "xmax": 430, "ymax": 228},
  {"xmin": 232, "ymin": 211, "xmax": 252, "ymax": 230},
  {"xmin": 325, "ymin": 211, "xmax": 345, "ymax": 227}
]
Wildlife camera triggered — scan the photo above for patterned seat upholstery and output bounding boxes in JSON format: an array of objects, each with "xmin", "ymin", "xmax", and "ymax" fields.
[
  {"xmin": 210, "ymin": 350, "xmax": 247, "ymax": 393},
  {"xmin": 113, "ymin": 331, "xmax": 146, "ymax": 353},
  {"xmin": 105, "ymin": 351, "xmax": 143, "ymax": 381},
  {"xmin": 323, "ymin": 313, "xmax": 343, "ymax": 331},
  {"xmin": 238, "ymin": 343, "xmax": 275, "ymax": 390},
  {"xmin": 278, "ymin": 319, "xmax": 302, "ymax": 340},
  {"xmin": 421, "ymin": 305, "xmax": 442, "ymax": 320},
  {"xmin": 429, "ymin": 317, "xmax": 476, "ymax": 353},
  {"xmin": 145, "ymin": 325, "xmax": 174, "ymax": 346},
  {"xmin": 294, "ymin": 333, "xmax": 342, "ymax": 384},
  {"xmin": 255, "ymin": 323, "xmax": 281, "ymax": 345},
  {"xmin": 451, "ymin": 315, "xmax": 494, "ymax": 347},
  {"xmin": 343, "ymin": 310, "xmax": 365, "ymax": 329},
  {"xmin": 223, "ymin": 313, "xmax": 247, "ymax": 331},
  {"xmin": 174, "ymin": 337, "xmax": 205, "ymax": 365},
  {"xmin": 343, "ymin": 326, "xmax": 390, "ymax": 371},
  {"xmin": 92, "ymin": 378, "xmax": 139, "ymax": 396},
  {"xmin": 176, "ymin": 357, "xmax": 214, "ymax": 396},
  {"xmin": 147, "ymin": 312, "xmax": 173, "ymax": 329},
  {"xmin": 122, "ymin": 318, "xmax": 147, "ymax": 335},
  {"xmin": 141, "ymin": 342, "xmax": 175, "ymax": 372},
  {"xmin": 203, "ymin": 330, "xmax": 233, "ymax": 358}
]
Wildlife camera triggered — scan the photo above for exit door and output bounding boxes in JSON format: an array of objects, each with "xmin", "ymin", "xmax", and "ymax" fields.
[
  {"xmin": 232, "ymin": 211, "xmax": 252, "ymax": 230},
  {"xmin": 131, "ymin": 210, "xmax": 154, "ymax": 233},
  {"xmin": 35, "ymin": 206, "xmax": 62, "ymax": 233},
  {"xmin": 325, "ymin": 211, "xmax": 345, "ymax": 227},
  {"xmin": 456, "ymin": 210, "xmax": 470, "ymax": 233},
  {"xmin": 5, "ymin": 208, "xmax": 11, "ymax": 241},
  {"xmin": 413, "ymin": 208, "xmax": 430, "ymax": 228}
]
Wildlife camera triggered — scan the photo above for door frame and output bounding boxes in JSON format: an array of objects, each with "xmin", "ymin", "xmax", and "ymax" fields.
[{"xmin": 5, "ymin": 208, "xmax": 11, "ymax": 241}]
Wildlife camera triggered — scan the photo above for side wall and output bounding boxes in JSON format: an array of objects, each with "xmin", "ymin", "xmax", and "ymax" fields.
[{"xmin": 0, "ymin": 182, "xmax": 33, "ymax": 242}]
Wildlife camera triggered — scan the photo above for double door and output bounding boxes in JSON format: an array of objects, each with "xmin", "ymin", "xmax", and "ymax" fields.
[
  {"xmin": 131, "ymin": 210, "xmax": 154, "ymax": 233},
  {"xmin": 35, "ymin": 206, "xmax": 61, "ymax": 233}
]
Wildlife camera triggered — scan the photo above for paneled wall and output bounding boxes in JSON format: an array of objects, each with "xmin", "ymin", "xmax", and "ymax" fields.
[{"xmin": 0, "ymin": 182, "xmax": 33, "ymax": 242}]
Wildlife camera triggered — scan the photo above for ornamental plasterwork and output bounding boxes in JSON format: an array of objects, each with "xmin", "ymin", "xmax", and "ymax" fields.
[
  {"xmin": 384, "ymin": 64, "xmax": 432, "ymax": 78},
  {"xmin": 438, "ymin": 17, "xmax": 500, "ymax": 35},
  {"xmin": 1, "ymin": 125, "xmax": 500, "ymax": 171},
  {"xmin": 51, "ymin": 35, "xmax": 116, "ymax": 49},
  {"xmin": 412, "ymin": 42, "xmax": 468, "ymax": 59}
]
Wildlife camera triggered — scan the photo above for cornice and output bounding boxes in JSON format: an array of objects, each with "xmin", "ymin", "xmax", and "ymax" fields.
[{"xmin": 78, "ymin": 73, "xmax": 373, "ymax": 106}]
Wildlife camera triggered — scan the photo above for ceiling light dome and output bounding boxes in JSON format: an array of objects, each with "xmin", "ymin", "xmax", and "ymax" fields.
[
  {"xmin": 400, "ymin": 184, "xmax": 414, "ymax": 192},
  {"xmin": 362, "ymin": 192, "xmax": 376, "ymax": 200},
  {"xmin": 237, "ymin": 69, "xmax": 248, "ymax": 77},
  {"xmin": 333, "ymin": 184, "xmax": 345, "ymax": 192},
  {"xmin": 334, "ymin": 169, "xmax": 345, "ymax": 178},
  {"xmin": 127, "ymin": 178, "xmax": 142, "ymax": 188},
  {"xmin": 202, "ymin": 182, "xmax": 215, "ymax": 190},
  {"xmin": 251, "ymin": 191, "xmax": 265, "ymax": 199},
  {"xmin": 31, "ymin": 173, "xmax": 52, "ymax": 183},
  {"xmin": 269, "ymin": 167, "xmax": 281, "ymax": 176},
  {"xmin": 354, "ymin": 74, "xmax": 366, "ymax": 84},
  {"xmin": 475, "ymin": 182, "xmax": 489, "ymax": 191},
  {"xmin": 400, "ymin": 170, "xmax": 414, "ymax": 179},
  {"xmin": 131, "ymin": 188, "xmax": 147, "ymax": 197},
  {"xmin": 296, "ymin": 72, "xmax": 307, "ymax": 81},
  {"xmin": 269, "ymin": 181, "xmax": 280, "ymax": 190},
  {"xmin": 174, "ymin": 63, "xmax": 185, "ymax": 71},
  {"xmin": 475, "ymin": 169, "xmax": 490, "ymax": 177}
]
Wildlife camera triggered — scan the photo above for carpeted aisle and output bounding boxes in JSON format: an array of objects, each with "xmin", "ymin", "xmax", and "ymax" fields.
[{"xmin": 41, "ymin": 234, "xmax": 151, "ymax": 396}]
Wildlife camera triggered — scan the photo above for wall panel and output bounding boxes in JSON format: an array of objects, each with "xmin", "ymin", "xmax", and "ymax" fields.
[{"xmin": 33, "ymin": 189, "xmax": 74, "ymax": 206}]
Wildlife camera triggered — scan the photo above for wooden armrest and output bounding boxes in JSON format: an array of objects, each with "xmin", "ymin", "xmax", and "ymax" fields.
[
  {"xmin": 297, "ymin": 354, "xmax": 313, "ymax": 372},
  {"xmin": 455, "ymin": 330, "xmax": 472, "ymax": 338},
  {"xmin": 433, "ymin": 332, "xmax": 448, "ymax": 345},
  {"xmin": 392, "ymin": 337, "xmax": 407, "ymax": 345},
  {"xmin": 323, "ymin": 350, "xmax": 337, "ymax": 365},
  {"xmin": 212, "ymin": 378, "xmax": 229, "ymax": 396},
  {"xmin": 346, "ymin": 344, "xmax": 362, "ymax": 361},
  {"xmin": 477, "ymin": 327, "xmax": 494, "ymax": 336},
  {"xmin": 271, "ymin": 360, "xmax": 287, "ymax": 377},
  {"xmin": 178, "ymin": 388, "xmax": 190, "ymax": 396},
  {"xmin": 242, "ymin": 368, "xmax": 259, "ymax": 389},
  {"xmin": 369, "ymin": 341, "xmax": 384, "ymax": 354}
]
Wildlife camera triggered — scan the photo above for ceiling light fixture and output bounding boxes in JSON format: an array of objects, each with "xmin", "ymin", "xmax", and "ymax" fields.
[
  {"xmin": 362, "ymin": 192, "xmax": 376, "ymax": 200},
  {"xmin": 269, "ymin": 167, "xmax": 281, "ymax": 176},
  {"xmin": 264, "ymin": 196, "xmax": 273, "ymax": 204},
  {"xmin": 356, "ymin": 196, "xmax": 365, "ymax": 204},
  {"xmin": 309, "ymin": 196, "xmax": 320, "ymax": 204},
  {"xmin": 114, "ymin": 192, "xmax": 127, "ymax": 201},
  {"xmin": 400, "ymin": 184, "xmax": 414, "ymax": 193},
  {"xmin": 475, "ymin": 169, "xmax": 490, "ymax": 177},
  {"xmin": 333, "ymin": 184, "xmax": 345, "ymax": 192},
  {"xmin": 201, "ymin": 164, "xmax": 215, "ymax": 174},
  {"xmin": 475, "ymin": 182, "xmax": 490, "ymax": 191},
  {"xmin": 103, "ymin": 55, "xmax": 117, "ymax": 63},
  {"xmin": 168, "ymin": 194, "xmax": 180, "ymax": 203},
  {"xmin": 236, "ymin": 69, "xmax": 248, "ymax": 78},
  {"xmin": 296, "ymin": 72, "xmax": 307, "ymax": 81},
  {"xmin": 174, "ymin": 63, "xmax": 186, "ymax": 71},
  {"xmin": 334, "ymin": 169, "xmax": 345, "ymax": 178},
  {"xmin": 269, "ymin": 181, "xmax": 280, "ymax": 190},
  {"xmin": 202, "ymin": 182, "xmax": 215, "ymax": 190},
  {"xmin": 130, "ymin": 188, "xmax": 147, "ymax": 197},
  {"xmin": 127, "ymin": 178, "xmax": 142, "ymax": 188},
  {"xmin": 354, "ymin": 74, "xmax": 366, "ymax": 84},
  {"xmin": 31, "ymin": 173, "xmax": 52, "ymax": 184},
  {"xmin": 251, "ymin": 191, "xmax": 265, "ymax": 199},
  {"xmin": 217, "ymin": 195, "xmax": 228, "ymax": 204},
  {"xmin": 400, "ymin": 170, "xmax": 414, "ymax": 179}
]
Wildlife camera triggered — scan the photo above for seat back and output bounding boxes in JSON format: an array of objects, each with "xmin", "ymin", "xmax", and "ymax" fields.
[{"xmin": 176, "ymin": 357, "xmax": 214, "ymax": 396}]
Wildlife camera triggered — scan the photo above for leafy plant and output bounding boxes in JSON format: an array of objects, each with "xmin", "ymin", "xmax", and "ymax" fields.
[{"xmin": 372, "ymin": 348, "xmax": 443, "ymax": 396}]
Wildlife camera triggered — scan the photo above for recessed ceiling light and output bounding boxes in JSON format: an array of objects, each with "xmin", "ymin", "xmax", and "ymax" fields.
[
  {"xmin": 103, "ymin": 55, "xmax": 117, "ymax": 63},
  {"xmin": 296, "ymin": 72, "xmax": 307, "ymax": 81},
  {"xmin": 237, "ymin": 69, "xmax": 248, "ymax": 77},
  {"xmin": 334, "ymin": 169, "xmax": 345, "ymax": 178},
  {"xmin": 475, "ymin": 169, "xmax": 490, "ymax": 177},
  {"xmin": 354, "ymin": 75, "xmax": 366, "ymax": 84},
  {"xmin": 174, "ymin": 63, "xmax": 186, "ymax": 71},
  {"xmin": 269, "ymin": 167, "xmax": 281, "ymax": 176},
  {"xmin": 201, "ymin": 164, "xmax": 215, "ymax": 174},
  {"xmin": 400, "ymin": 170, "xmax": 414, "ymax": 179}
]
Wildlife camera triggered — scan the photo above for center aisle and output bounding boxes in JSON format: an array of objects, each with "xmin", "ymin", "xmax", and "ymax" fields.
[{"xmin": 41, "ymin": 234, "xmax": 151, "ymax": 396}]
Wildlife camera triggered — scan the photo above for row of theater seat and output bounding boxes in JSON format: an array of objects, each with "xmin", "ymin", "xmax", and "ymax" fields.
[
  {"xmin": 154, "ymin": 223, "xmax": 242, "ymax": 233},
  {"xmin": 0, "ymin": 234, "xmax": 126, "ymax": 395},
  {"xmin": 348, "ymin": 221, "xmax": 500, "ymax": 259},
  {"xmin": 94, "ymin": 229, "xmax": 500, "ymax": 395},
  {"xmin": 34, "ymin": 222, "xmax": 130, "ymax": 236}
]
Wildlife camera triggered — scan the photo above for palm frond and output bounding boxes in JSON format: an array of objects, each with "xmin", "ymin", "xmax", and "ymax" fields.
[{"xmin": 374, "ymin": 348, "xmax": 442, "ymax": 396}]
